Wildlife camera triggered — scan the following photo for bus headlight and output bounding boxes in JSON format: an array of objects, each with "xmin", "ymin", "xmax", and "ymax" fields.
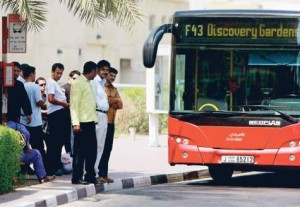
[
  {"xmin": 183, "ymin": 139, "xmax": 189, "ymax": 145},
  {"xmin": 290, "ymin": 141, "xmax": 296, "ymax": 147},
  {"xmin": 289, "ymin": 154, "xmax": 296, "ymax": 161},
  {"xmin": 182, "ymin": 152, "xmax": 188, "ymax": 159},
  {"xmin": 176, "ymin": 137, "xmax": 181, "ymax": 143}
]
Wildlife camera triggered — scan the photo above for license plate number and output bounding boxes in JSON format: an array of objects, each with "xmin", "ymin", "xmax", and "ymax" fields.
[{"xmin": 221, "ymin": 155, "xmax": 254, "ymax": 164}]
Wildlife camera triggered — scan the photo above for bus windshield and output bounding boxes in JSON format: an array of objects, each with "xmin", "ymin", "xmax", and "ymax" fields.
[{"xmin": 171, "ymin": 47, "xmax": 300, "ymax": 115}]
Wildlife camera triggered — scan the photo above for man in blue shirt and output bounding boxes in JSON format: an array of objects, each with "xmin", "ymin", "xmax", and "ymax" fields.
[{"xmin": 20, "ymin": 64, "xmax": 46, "ymax": 166}]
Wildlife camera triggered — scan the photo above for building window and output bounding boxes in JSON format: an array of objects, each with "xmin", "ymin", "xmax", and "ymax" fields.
[
  {"xmin": 120, "ymin": 59, "xmax": 131, "ymax": 70},
  {"xmin": 149, "ymin": 15, "xmax": 155, "ymax": 30}
]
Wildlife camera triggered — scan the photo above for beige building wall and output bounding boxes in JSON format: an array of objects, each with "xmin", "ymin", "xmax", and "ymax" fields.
[
  {"xmin": 0, "ymin": 0, "xmax": 189, "ymax": 85},
  {"xmin": 199, "ymin": 0, "xmax": 300, "ymax": 10}
]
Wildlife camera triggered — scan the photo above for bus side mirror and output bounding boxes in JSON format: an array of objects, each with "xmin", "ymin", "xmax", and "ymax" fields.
[{"xmin": 143, "ymin": 24, "xmax": 173, "ymax": 68}]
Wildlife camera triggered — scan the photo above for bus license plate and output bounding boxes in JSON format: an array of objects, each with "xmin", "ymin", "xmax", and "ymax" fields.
[{"xmin": 221, "ymin": 155, "xmax": 254, "ymax": 164}]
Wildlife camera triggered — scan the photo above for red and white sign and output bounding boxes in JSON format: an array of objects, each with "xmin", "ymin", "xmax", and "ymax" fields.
[
  {"xmin": 4, "ymin": 63, "xmax": 14, "ymax": 87},
  {"xmin": 8, "ymin": 14, "xmax": 26, "ymax": 53}
]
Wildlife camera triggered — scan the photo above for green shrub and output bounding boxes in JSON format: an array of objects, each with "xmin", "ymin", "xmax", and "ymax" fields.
[
  {"xmin": 114, "ymin": 88, "xmax": 169, "ymax": 136},
  {"xmin": 159, "ymin": 114, "xmax": 168, "ymax": 134},
  {"xmin": 0, "ymin": 126, "xmax": 23, "ymax": 194},
  {"xmin": 115, "ymin": 88, "xmax": 149, "ymax": 135}
]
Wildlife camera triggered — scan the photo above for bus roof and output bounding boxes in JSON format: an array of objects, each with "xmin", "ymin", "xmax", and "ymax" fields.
[{"xmin": 174, "ymin": 10, "xmax": 300, "ymax": 18}]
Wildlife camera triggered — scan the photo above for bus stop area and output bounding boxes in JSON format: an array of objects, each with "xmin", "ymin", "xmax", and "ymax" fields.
[{"xmin": 0, "ymin": 134, "xmax": 208, "ymax": 207}]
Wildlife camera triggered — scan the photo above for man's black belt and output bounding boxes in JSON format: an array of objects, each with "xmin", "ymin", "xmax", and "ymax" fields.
[{"xmin": 96, "ymin": 109, "xmax": 107, "ymax": 114}]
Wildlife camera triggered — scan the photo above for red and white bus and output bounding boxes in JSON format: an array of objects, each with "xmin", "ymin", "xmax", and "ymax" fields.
[{"xmin": 143, "ymin": 10, "xmax": 300, "ymax": 182}]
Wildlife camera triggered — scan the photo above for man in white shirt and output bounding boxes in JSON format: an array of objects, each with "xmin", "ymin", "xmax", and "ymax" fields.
[
  {"xmin": 16, "ymin": 63, "xmax": 26, "ymax": 83},
  {"xmin": 92, "ymin": 60, "xmax": 110, "ymax": 180},
  {"xmin": 46, "ymin": 63, "xmax": 71, "ymax": 176}
]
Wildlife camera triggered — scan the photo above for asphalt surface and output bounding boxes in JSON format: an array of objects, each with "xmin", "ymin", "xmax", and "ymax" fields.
[{"xmin": 0, "ymin": 134, "xmax": 207, "ymax": 207}]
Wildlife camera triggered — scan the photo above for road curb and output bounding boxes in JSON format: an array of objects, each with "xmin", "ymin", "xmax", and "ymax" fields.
[{"xmin": 26, "ymin": 169, "xmax": 209, "ymax": 207}]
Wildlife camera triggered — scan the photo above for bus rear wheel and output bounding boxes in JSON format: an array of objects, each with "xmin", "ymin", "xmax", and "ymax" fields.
[{"xmin": 209, "ymin": 165, "xmax": 233, "ymax": 183}]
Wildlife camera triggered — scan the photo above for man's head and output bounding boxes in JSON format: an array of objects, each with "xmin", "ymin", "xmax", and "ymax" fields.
[
  {"xmin": 22, "ymin": 64, "xmax": 36, "ymax": 82},
  {"xmin": 35, "ymin": 77, "xmax": 46, "ymax": 94},
  {"xmin": 68, "ymin": 70, "xmax": 81, "ymax": 84},
  {"xmin": 51, "ymin": 63, "xmax": 64, "ymax": 81},
  {"xmin": 83, "ymin": 61, "xmax": 97, "ymax": 80},
  {"xmin": 97, "ymin": 60, "xmax": 110, "ymax": 79},
  {"xmin": 106, "ymin": 67, "xmax": 118, "ymax": 84},
  {"xmin": 13, "ymin": 61, "xmax": 21, "ymax": 79}
]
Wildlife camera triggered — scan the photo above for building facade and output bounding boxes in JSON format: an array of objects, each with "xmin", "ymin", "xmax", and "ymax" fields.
[{"xmin": 0, "ymin": 0, "xmax": 189, "ymax": 85}]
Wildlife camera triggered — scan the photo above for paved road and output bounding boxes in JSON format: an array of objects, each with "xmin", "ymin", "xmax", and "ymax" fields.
[
  {"xmin": 60, "ymin": 171, "xmax": 300, "ymax": 207},
  {"xmin": 0, "ymin": 135, "xmax": 206, "ymax": 207}
]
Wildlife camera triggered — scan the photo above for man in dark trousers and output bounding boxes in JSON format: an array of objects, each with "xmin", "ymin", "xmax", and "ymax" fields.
[
  {"xmin": 62, "ymin": 70, "xmax": 81, "ymax": 157},
  {"xmin": 70, "ymin": 61, "xmax": 99, "ymax": 184},
  {"xmin": 98, "ymin": 67, "xmax": 123, "ymax": 183},
  {"xmin": 46, "ymin": 63, "xmax": 71, "ymax": 176}
]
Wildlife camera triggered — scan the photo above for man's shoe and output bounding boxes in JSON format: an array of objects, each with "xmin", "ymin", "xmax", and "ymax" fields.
[
  {"xmin": 39, "ymin": 175, "xmax": 55, "ymax": 184},
  {"xmin": 104, "ymin": 177, "xmax": 114, "ymax": 183},
  {"xmin": 97, "ymin": 177, "xmax": 107, "ymax": 183},
  {"xmin": 71, "ymin": 179, "xmax": 89, "ymax": 185},
  {"xmin": 85, "ymin": 179, "xmax": 101, "ymax": 185}
]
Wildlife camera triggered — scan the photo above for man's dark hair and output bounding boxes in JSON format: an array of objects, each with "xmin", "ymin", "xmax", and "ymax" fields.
[
  {"xmin": 19, "ymin": 63, "xmax": 30, "ymax": 72},
  {"xmin": 83, "ymin": 61, "xmax": 97, "ymax": 74},
  {"xmin": 69, "ymin": 70, "xmax": 81, "ymax": 77},
  {"xmin": 97, "ymin": 60, "xmax": 110, "ymax": 69},
  {"xmin": 109, "ymin": 67, "xmax": 118, "ymax": 74},
  {"xmin": 22, "ymin": 65, "xmax": 36, "ymax": 78},
  {"xmin": 13, "ymin": 61, "xmax": 21, "ymax": 68},
  {"xmin": 51, "ymin": 63, "xmax": 64, "ymax": 72}
]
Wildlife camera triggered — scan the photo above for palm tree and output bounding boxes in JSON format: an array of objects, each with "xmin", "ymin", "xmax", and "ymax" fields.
[{"xmin": 1, "ymin": 0, "xmax": 144, "ymax": 32}]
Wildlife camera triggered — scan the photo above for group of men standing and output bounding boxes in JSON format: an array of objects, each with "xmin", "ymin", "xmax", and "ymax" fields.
[
  {"xmin": 6, "ymin": 59, "xmax": 122, "ymax": 185},
  {"xmin": 70, "ymin": 60, "xmax": 123, "ymax": 184}
]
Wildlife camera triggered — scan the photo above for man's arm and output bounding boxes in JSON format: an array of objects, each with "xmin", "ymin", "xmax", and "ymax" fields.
[
  {"xmin": 48, "ymin": 94, "xmax": 70, "ymax": 108},
  {"xmin": 112, "ymin": 89, "xmax": 123, "ymax": 109},
  {"xmin": 19, "ymin": 82, "xmax": 32, "ymax": 123},
  {"xmin": 34, "ymin": 84, "xmax": 45, "ymax": 107},
  {"xmin": 70, "ymin": 81, "xmax": 81, "ymax": 132}
]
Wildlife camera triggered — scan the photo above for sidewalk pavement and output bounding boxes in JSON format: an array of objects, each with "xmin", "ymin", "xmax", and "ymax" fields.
[{"xmin": 0, "ymin": 134, "xmax": 208, "ymax": 207}]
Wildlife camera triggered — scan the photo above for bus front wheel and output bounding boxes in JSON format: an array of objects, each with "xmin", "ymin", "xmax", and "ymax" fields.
[{"xmin": 209, "ymin": 165, "xmax": 233, "ymax": 183}]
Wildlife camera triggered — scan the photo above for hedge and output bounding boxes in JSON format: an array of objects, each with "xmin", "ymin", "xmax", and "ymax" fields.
[{"xmin": 0, "ymin": 125, "xmax": 23, "ymax": 194}]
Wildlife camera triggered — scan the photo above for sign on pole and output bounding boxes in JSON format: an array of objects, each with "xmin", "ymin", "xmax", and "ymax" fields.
[
  {"xmin": 4, "ymin": 63, "xmax": 14, "ymax": 87},
  {"xmin": 8, "ymin": 14, "xmax": 26, "ymax": 53}
]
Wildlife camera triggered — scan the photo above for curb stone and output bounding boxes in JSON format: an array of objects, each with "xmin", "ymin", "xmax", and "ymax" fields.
[{"xmin": 19, "ymin": 169, "xmax": 209, "ymax": 207}]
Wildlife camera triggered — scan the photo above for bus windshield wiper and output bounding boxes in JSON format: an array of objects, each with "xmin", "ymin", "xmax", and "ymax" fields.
[
  {"xmin": 176, "ymin": 110, "xmax": 244, "ymax": 120},
  {"xmin": 240, "ymin": 105, "xmax": 298, "ymax": 124}
]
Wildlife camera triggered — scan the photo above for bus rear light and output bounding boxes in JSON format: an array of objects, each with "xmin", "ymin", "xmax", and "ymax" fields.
[
  {"xmin": 182, "ymin": 152, "xmax": 188, "ymax": 159},
  {"xmin": 289, "ymin": 154, "xmax": 296, "ymax": 161}
]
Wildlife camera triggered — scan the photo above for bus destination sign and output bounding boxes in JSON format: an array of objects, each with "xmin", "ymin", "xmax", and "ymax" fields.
[{"xmin": 177, "ymin": 18, "xmax": 300, "ymax": 45}]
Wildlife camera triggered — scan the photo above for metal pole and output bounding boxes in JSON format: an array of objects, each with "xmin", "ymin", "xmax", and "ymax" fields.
[{"xmin": 1, "ymin": 16, "xmax": 8, "ymax": 124}]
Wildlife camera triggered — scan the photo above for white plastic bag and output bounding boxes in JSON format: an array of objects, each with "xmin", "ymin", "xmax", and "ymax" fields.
[{"xmin": 61, "ymin": 153, "xmax": 73, "ymax": 172}]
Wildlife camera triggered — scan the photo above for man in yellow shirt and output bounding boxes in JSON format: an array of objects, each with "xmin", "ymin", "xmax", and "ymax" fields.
[{"xmin": 70, "ymin": 61, "xmax": 98, "ymax": 184}]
